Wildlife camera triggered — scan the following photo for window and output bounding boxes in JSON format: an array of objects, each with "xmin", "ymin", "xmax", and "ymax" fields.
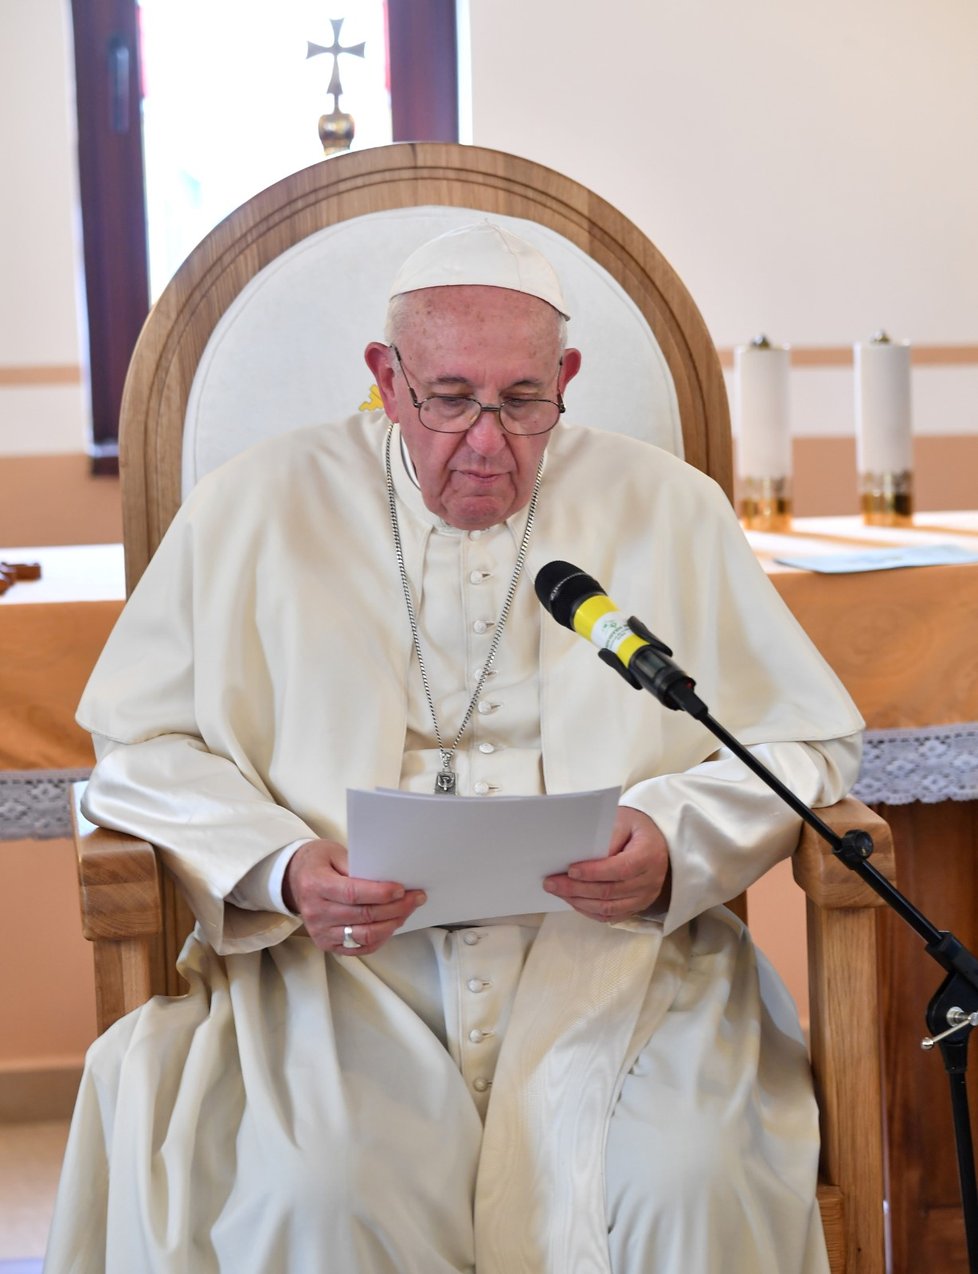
[{"xmin": 70, "ymin": 0, "xmax": 458, "ymax": 469}]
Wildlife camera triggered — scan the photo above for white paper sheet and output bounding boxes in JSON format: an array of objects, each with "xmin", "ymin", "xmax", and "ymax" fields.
[{"xmin": 347, "ymin": 786, "xmax": 621, "ymax": 931}]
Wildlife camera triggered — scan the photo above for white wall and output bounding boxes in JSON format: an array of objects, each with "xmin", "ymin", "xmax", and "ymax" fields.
[
  {"xmin": 0, "ymin": 0, "xmax": 89, "ymax": 455},
  {"xmin": 465, "ymin": 0, "xmax": 978, "ymax": 444}
]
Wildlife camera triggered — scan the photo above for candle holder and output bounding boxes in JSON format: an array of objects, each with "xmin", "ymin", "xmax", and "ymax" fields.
[
  {"xmin": 859, "ymin": 468, "xmax": 913, "ymax": 526},
  {"xmin": 855, "ymin": 331, "xmax": 914, "ymax": 526},
  {"xmin": 739, "ymin": 475, "xmax": 792, "ymax": 531},
  {"xmin": 736, "ymin": 335, "xmax": 793, "ymax": 531}
]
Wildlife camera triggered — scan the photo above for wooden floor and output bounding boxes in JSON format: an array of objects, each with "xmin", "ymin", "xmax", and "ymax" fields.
[{"xmin": 0, "ymin": 1120, "xmax": 66, "ymax": 1267}]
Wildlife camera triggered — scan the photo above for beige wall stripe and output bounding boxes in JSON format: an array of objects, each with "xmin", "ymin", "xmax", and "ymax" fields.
[
  {"xmin": 717, "ymin": 345, "xmax": 978, "ymax": 370},
  {"xmin": 0, "ymin": 365, "xmax": 84, "ymax": 386},
  {"xmin": 4, "ymin": 351, "xmax": 976, "ymax": 382}
]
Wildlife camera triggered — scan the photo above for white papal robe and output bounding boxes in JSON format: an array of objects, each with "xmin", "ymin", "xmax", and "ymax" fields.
[{"xmin": 45, "ymin": 415, "xmax": 863, "ymax": 1274}]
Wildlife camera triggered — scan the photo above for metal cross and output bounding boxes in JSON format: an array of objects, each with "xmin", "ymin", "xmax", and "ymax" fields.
[{"xmin": 306, "ymin": 18, "xmax": 366, "ymax": 110}]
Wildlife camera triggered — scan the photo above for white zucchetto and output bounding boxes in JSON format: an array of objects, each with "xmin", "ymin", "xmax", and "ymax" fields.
[{"xmin": 388, "ymin": 220, "xmax": 571, "ymax": 319}]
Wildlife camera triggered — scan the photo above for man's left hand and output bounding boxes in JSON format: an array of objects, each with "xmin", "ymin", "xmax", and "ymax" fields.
[{"xmin": 543, "ymin": 805, "xmax": 670, "ymax": 922}]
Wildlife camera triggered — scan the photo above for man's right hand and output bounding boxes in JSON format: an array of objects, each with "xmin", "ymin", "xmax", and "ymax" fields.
[{"xmin": 282, "ymin": 839, "xmax": 426, "ymax": 955}]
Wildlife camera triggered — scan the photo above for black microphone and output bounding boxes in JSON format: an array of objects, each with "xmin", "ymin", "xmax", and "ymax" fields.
[{"xmin": 534, "ymin": 560, "xmax": 707, "ymax": 716}]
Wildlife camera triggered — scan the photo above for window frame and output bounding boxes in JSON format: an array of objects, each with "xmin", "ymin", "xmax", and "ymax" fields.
[{"xmin": 70, "ymin": 0, "xmax": 459, "ymax": 472}]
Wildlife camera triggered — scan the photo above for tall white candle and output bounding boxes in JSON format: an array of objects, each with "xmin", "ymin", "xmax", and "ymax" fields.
[
  {"xmin": 735, "ymin": 338, "xmax": 791, "ymax": 480},
  {"xmin": 854, "ymin": 335, "xmax": 912, "ymax": 475}
]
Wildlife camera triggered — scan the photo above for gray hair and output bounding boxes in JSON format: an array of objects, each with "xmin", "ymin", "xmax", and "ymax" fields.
[{"xmin": 384, "ymin": 291, "xmax": 568, "ymax": 351}]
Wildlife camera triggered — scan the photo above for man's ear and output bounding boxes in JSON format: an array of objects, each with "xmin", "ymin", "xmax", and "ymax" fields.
[
  {"xmin": 364, "ymin": 342, "xmax": 399, "ymax": 420},
  {"xmin": 559, "ymin": 347, "xmax": 583, "ymax": 392}
]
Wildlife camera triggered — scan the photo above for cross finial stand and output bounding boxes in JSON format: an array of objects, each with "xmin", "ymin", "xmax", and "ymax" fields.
[{"xmin": 306, "ymin": 18, "xmax": 366, "ymax": 156}]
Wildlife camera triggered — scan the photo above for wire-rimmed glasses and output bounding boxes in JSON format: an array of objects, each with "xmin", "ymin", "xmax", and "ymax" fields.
[{"xmin": 391, "ymin": 345, "xmax": 565, "ymax": 436}]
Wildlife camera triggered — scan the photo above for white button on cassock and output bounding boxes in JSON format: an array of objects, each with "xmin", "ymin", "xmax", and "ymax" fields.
[
  {"xmin": 469, "ymin": 1029, "xmax": 487, "ymax": 1043},
  {"xmin": 462, "ymin": 931, "xmax": 481, "ymax": 946},
  {"xmin": 478, "ymin": 742, "xmax": 495, "ymax": 754},
  {"xmin": 477, "ymin": 701, "xmax": 498, "ymax": 715},
  {"xmin": 469, "ymin": 570, "xmax": 490, "ymax": 584},
  {"xmin": 473, "ymin": 1078, "xmax": 489, "ymax": 1092},
  {"xmin": 472, "ymin": 619, "xmax": 491, "ymax": 635},
  {"xmin": 467, "ymin": 978, "xmax": 487, "ymax": 993}
]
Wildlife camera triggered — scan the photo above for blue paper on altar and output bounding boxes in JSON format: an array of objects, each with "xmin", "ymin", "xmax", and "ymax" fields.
[{"xmin": 774, "ymin": 543, "xmax": 978, "ymax": 574}]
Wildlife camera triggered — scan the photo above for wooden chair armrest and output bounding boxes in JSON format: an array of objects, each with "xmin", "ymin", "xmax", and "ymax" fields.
[
  {"xmin": 796, "ymin": 794, "xmax": 893, "ymax": 1273},
  {"xmin": 71, "ymin": 781, "xmax": 165, "ymax": 1033},
  {"xmin": 70, "ymin": 780, "xmax": 162, "ymax": 940},
  {"xmin": 792, "ymin": 795, "xmax": 896, "ymax": 908}
]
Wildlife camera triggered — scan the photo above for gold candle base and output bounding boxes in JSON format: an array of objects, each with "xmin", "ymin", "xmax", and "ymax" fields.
[
  {"xmin": 739, "ymin": 476, "xmax": 792, "ymax": 531},
  {"xmin": 859, "ymin": 470, "xmax": 913, "ymax": 527}
]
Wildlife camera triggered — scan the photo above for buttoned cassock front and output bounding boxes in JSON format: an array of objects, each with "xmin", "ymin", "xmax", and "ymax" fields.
[{"xmin": 44, "ymin": 415, "xmax": 862, "ymax": 1273}]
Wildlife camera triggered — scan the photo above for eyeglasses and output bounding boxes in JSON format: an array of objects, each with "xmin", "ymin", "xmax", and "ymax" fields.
[{"xmin": 390, "ymin": 345, "xmax": 565, "ymax": 436}]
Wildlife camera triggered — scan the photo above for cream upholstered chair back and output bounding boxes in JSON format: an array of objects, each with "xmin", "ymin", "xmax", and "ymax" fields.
[
  {"xmin": 119, "ymin": 142, "xmax": 731, "ymax": 592},
  {"xmin": 183, "ymin": 206, "xmax": 685, "ymax": 495}
]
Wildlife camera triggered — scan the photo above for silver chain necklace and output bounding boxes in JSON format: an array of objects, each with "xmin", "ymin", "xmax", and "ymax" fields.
[{"xmin": 384, "ymin": 423, "xmax": 543, "ymax": 795}]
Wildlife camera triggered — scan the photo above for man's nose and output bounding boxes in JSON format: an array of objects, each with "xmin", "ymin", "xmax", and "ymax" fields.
[{"xmin": 465, "ymin": 408, "xmax": 509, "ymax": 454}]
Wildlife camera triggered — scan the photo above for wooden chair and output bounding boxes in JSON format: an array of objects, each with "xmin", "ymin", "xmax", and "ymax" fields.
[{"xmin": 72, "ymin": 142, "xmax": 895, "ymax": 1274}]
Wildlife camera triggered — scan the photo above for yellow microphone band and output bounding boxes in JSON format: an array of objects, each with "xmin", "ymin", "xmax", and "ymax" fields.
[
  {"xmin": 572, "ymin": 595, "xmax": 647, "ymax": 664},
  {"xmin": 572, "ymin": 593, "xmax": 616, "ymax": 639}
]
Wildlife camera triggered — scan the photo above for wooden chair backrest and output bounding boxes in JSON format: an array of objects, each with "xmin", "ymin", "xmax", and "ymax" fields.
[
  {"xmin": 116, "ymin": 141, "xmax": 736, "ymax": 980},
  {"xmin": 119, "ymin": 141, "xmax": 731, "ymax": 593}
]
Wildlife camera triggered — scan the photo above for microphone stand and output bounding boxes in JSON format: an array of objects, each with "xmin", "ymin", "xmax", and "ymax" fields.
[{"xmin": 613, "ymin": 622, "xmax": 978, "ymax": 1272}]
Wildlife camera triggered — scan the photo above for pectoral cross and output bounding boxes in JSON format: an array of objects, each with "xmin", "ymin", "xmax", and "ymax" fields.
[
  {"xmin": 306, "ymin": 18, "xmax": 366, "ymax": 156},
  {"xmin": 435, "ymin": 768, "xmax": 458, "ymax": 795}
]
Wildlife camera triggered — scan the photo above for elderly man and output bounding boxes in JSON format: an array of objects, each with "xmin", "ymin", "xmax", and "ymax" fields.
[{"xmin": 46, "ymin": 223, "xmax": 861, "ymax": 1274}]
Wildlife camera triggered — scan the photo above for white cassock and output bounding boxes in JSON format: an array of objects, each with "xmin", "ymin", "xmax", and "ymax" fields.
[{"xmin": 44, "ymin": 415, "xmax": 863, "ymax": 1274}]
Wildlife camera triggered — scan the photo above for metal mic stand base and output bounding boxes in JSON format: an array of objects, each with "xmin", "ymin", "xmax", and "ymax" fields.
[{"xmin": 925, "ymin": 973, "xmax": 978, "ymax": 1273}]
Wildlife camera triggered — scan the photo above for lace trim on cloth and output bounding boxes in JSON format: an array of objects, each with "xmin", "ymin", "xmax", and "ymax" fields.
[
  {"xmin": 0, "ymin": 769, "xmax": 92, "ymax": 841},
  {"xmin": 853, "ymin": 723, "xmax": 978, "ymax": 806},
  {"xmin": 2, "ymin": 726, "xmax": 976, "ymax": 840}
]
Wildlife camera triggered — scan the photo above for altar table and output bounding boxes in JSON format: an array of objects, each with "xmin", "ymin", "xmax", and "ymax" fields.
[
  {"xmin": 748, "ymin": 510, "xmax": 978, "ymax": 804},
  {"xmin": 0, "ymin": 544, "xmax": 124, "ymax": 837}
]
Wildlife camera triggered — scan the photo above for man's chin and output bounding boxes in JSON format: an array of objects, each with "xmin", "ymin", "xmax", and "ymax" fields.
[
  {"xmin": 442, "ymin": 506, "xmax": 508, "ymax": 531},
  {"xmin": 435, "ymin": 477, "xmax": 521, "ymax": 530},
  {"xmin": 438, "ymin": 492, "xmax": 517, "ymax": 531}
]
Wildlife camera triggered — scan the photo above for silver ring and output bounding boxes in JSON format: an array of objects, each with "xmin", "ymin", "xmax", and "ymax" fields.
[{"xmin": 342, "ymin": 925, "xmax": 362, "ymax": 950}]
